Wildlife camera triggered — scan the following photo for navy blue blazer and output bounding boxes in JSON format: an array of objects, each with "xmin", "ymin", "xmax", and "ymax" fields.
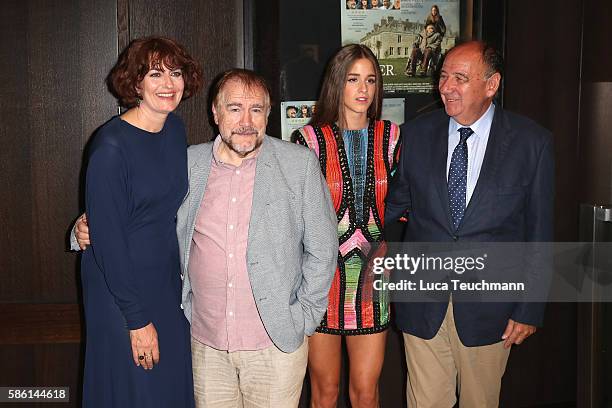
[{"xmin": 385, "ymin": 107, "xmax": 554, "ymax": 347}]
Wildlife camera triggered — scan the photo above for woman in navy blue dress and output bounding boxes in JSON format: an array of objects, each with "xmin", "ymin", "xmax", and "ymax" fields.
[{"xmin": 80, "ymin": 37, "xmax": 202, "ymax": 407}]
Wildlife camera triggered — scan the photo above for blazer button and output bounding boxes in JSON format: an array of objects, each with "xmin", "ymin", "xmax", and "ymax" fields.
[
  {"xmin": 453, "ymin": 235, "xmax": 459, "ymax": 241},
  {"xmin": 180, "ymin": 304, "xmax": 184, "ymax": 310}
]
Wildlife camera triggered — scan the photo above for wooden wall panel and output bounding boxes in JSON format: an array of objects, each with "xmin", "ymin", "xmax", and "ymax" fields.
[
  {"xmin": 576, "ymin": 2, "xmax": 612, "ymax": 403},
  {"xmin": 0, "ymin": 304, "xmax": 81, "ymax": 345},
  {"xmin": 128, "ymin": 0, "xmax": 244, "ymax": 144},
  {"xmin": 578, "ymin": 82, "xmax": 612, "ymax": 205},
  {"xmin": 0, "ymin": 0, "xmax": 117, "ymax": 303},
  {"xmin": 253, "ymin": 1, "xmax": 280, "ymax": 138},
  {"xmin": 582, "ymin": 0, "xmax": 612, "ymax": 83},
  {"xmin": 501, "ymin": 1, "xmax": 582, "ymax": 406},
  {"xmin": 578, "ymin": 0, "xmax": 612, "ymax": 205},
  {"xmin": 1, "ymin": 2, "xmax": 33, "ymax": 303},
  {"xmin": 504, "ymin": 0, "xmax": 582, "ymax": 242},
  {"xmin": 0, "ymin": 343, "xmax": 82, "ymax": 408}
]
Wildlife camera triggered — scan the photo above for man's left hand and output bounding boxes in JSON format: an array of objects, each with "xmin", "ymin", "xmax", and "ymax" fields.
[{"xmin": 502, "ymin": 319, "xmax": 536, "ymax": 349}]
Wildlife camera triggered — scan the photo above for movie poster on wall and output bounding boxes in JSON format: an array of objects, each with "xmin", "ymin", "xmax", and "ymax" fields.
[
  {"xmin": 341, "ymin": 0, "xmax": 459, "ymax": 94},
  {"xmin": 280, "ymin": 101, "xmax": 317, "ymax": 141},
  {"xmin": 280, "ymin": 98, "xmax": 405, "ymax": 141}
]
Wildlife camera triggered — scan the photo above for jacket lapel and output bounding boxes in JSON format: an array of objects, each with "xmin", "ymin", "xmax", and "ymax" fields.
[
  {"xmin": 183, "ymin": 144, "xmax": 213, "ymax": 268},
  {"xmin": 431, "ymin": 117, "xmax": 454, "ymax": 233},
  {"xmin": 461, "ymin": 107, "xmax": 514, "ymax": 227},
  {"xmin": 247, "ymin": 137, "xmax": 275, "ymax": 250}
]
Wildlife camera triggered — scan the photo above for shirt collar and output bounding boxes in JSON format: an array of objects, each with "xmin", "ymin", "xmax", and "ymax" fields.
[{"xmin": 449, "ymin": 102, "xmax": 495, "ymax": 140}]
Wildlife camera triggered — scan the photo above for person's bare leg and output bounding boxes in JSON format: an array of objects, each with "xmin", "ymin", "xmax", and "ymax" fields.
[
  {"xmin": 308, "ymin": 332, "xmax": 342, "ymax": 408},
  {"xmin": 345, "ymin": 330, "xmax": 388, "ymax": 408}
]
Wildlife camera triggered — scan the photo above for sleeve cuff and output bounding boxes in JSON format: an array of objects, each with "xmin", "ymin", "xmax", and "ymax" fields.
[{"xmin": 69, "ymin": 225, "xmax": 81, "ymax": 251}]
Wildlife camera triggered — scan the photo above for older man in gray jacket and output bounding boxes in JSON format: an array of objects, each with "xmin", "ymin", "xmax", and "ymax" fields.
[
  {"xmin": 179, "ymin": 69, "xmax": 337, "ymax": 407},
  {"xmin": 73, "ymin": 69, "xmax": 338, "ymax": 407}
]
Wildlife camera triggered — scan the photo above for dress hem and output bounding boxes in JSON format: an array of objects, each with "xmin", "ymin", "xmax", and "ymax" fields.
[{"xmin": 315, "ymin": 323, "xmax": 390, "ymax": 336}]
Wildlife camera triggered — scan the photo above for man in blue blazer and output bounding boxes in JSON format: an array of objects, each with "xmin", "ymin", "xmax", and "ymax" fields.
[{"xmin": 385, "ymin": 41, "xmax": 554, "ymax": 407}]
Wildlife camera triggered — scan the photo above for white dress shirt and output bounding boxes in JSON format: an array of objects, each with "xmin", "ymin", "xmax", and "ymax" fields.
[{"xmin": 446, "ymin": 103, "xmax": 495, "ymax": 204}]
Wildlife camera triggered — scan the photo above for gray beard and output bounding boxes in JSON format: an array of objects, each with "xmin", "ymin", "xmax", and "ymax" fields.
[{"xmin": 221, "ymin": 134, "xmax": 262, "ymax": 158}]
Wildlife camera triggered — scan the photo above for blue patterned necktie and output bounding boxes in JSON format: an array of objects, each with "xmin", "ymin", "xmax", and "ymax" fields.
[{"xmin": 448, "ymin": 127, "xmax": 474, "ymax": 230}]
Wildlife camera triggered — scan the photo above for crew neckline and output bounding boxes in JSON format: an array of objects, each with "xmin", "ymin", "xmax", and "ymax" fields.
[{"xmin": 118, "ymin": 115, "xmax": 169, "ymax": 135}]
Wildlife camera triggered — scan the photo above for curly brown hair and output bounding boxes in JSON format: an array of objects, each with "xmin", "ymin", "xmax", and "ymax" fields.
[{"xmin": 107, "ymin": 37, "xmax": 203, "ymax": 108}]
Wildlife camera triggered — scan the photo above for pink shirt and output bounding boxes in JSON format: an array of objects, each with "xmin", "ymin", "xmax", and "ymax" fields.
[{"xmin": 189, "ymin": 136, "xmax": 273, "ymax": 352}]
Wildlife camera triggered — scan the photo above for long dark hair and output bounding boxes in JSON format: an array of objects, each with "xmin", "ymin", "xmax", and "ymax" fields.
[
  {"xmin": 310, "ymin": 44, "xmax": 383, "ymax": 129},
  {"xmin": 429, "ymin": 5, "xmax": 441, "ymax": 22}
]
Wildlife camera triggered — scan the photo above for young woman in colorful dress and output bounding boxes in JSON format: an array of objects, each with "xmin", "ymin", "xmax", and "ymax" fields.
[{"xmin": 292, "ymin": 44, "xmax": 400, "ymax": 408}]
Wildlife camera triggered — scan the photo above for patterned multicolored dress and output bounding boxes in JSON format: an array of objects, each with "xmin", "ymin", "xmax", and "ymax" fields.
[{"xmin": 292, "ymin": 120, "xmax": 401, "ymax": 335}]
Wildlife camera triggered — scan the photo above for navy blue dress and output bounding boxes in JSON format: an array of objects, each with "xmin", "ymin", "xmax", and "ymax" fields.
[{"xmin": 81, "ymin": 113, "xmax": 193, "ymax": 407}]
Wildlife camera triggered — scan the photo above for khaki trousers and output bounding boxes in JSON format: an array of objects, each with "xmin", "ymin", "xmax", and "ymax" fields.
[
  {"xmin": 403, "ymin": 302, "xmax": 511, "ymax": 408},
  {"xmin": 191, "ymin": 336, "xmax": 308, "ymax": 408}
]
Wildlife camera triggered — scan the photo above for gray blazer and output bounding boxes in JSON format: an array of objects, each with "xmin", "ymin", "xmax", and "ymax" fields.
[{"xmin": 177, "ymin": 136, "xmax": 338, "ymax": 353}]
